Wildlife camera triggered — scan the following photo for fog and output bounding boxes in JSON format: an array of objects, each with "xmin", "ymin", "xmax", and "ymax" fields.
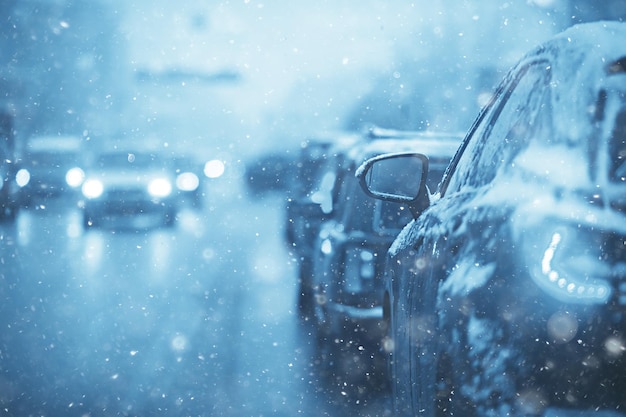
[
  {"xmin": 2, "ymin": 1, "xmax": 626, "ymax": 416},
  {"xmin": 2, "ymin": 0, "xmax": 589, "ymax": 157}
]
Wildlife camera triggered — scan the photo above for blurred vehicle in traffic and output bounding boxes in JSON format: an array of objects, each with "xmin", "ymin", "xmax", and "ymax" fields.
[
  {"xmin": 80, "ymin": 151, "xmax": 178, "ymax": 228},
  {"xmin": 244, "ymin": 150, "xmax": 298, "ymax": 197},
  {"xmin": 15, "ymin": 134, "xmax": 85, "ymax": 206},
  {"xmin": 284, "ymin": 139, "xmax": 333, "ymax": 252},
  {"xmin": 0, "ymin": 109, "xmax": 19, "ymax": 220},
  {"xmin": 357, "ymin": 21, "xmax": 626, "ymax": 417},
  {"xmin": 283, "ymin": 133, "xmax": 360, "ymax": 314},
  {"xmin": 309, "ymin": 128, "xmax": 461, "ymax": 377}
]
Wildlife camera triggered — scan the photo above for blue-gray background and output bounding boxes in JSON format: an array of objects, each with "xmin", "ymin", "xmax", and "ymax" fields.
[{"xmin": 1, "ymin": 1, "xmax": 624, "ymax": 416}]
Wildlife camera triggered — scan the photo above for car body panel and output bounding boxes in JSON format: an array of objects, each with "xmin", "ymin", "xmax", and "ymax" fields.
[
  {"xmin": 360, "ymin": 21, "xmax": 626, "ymax": 417},
  {"xmin": 286, "ymin": 133, "xmax": 362, "ymax": 315}
]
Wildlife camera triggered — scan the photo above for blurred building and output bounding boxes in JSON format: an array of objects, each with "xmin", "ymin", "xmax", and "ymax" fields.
[
  {"xmin": 2, "ymin": 0, "xmax": 625, "ymax": 152},
  {"xmin": 0, "ymin": 0, "xmax": 130, "ymax": 143}
]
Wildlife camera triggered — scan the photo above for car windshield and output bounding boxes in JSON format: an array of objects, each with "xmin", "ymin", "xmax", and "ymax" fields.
[
  {"xmin": 95, "ymin": 152, "xmax": 161, "ymax": 168},
  {"xmin": 376, "ymin": 200, "xmax": 413, "ymax": 231},
  {"xmin": 2, "ymin": 2, "xmax": 624, "ymax": 417},
  {"xmin": 426, "ymin": 159, "xmax": 450, "ymax": 192},
  {"xmin": 26, "ymin": 152, "xmax": 79, "ymax": 166}
]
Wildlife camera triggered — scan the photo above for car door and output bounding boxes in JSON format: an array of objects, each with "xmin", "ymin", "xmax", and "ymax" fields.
[{"xmin": 393, "ymin": 59, "xmax": 554, "ymax": 416}]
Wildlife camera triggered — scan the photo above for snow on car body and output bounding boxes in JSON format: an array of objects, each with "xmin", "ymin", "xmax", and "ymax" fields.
[{"xmin": 357, "ymin": 21, "xmax": 626, "ymax": 417}]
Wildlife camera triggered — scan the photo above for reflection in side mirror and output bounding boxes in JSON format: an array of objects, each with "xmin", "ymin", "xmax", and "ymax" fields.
[{"xmin": 356, "ymin": 152, "xmax": 429, "ymax": 202}]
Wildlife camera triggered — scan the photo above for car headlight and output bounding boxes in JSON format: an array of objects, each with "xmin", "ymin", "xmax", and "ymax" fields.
[
  {"xmin": 148, "ymin": 178, "xmax": 172, "ymax": 198},
  {"xmin": 15, "ymin": 168, "xmax": 30, "ymax": 187},
  {"xmin": 204, "ymin": 159, "xmax": 225, "ymax": 179},
  {"xmin": 65, "ymin": 167, "xmax": 85, "ymax": 188},
  {"xmin": 82, "ymin": 179, "xmax": 104, "ymax": 199},
  {"xmin": 525, "ymin": 223, "xmax": 614, "ymax": 304},
  {"xmin": 176, "ymin": 172, "xmax": 199, "ymax": 192}
]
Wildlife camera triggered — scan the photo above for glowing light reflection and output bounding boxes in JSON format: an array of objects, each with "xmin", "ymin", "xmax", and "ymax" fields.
[
  {"xmin": 204, "ymin": 159, "xmax": 225, "ymax": 178},
  {"xmin": 176, "ymin": 172, "xmax": 199, "ymax": 191},
  {"xmin": 538, "ymin": 232, "xmax": 611, "ymax": 302}
]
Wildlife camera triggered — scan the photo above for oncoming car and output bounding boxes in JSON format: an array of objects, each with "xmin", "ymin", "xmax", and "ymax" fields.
[
  {"xmin": 80, "ymin": 151, "xmax": 178, "ymax": 228},
  {"xmin": 357, "ymin": 22, "xmax": 626, "ymax": 416},
  {"xmin": 16, "ymin": 134, "xmax": 85, "ymax": 205}
]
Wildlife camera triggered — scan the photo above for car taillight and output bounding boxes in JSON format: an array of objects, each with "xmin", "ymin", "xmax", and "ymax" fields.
[
  {"xmin": 343, "ymin": 248, "xmax": 375, "ymax": 293},
  {"xmin": 526, "ymin": 224, "xmax": 618, "ymax": 304}
]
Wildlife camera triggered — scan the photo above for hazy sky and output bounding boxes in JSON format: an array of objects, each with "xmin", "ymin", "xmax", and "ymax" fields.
[{"xmin": 112, "ymin": 0, "xmax": 564, "ymax": 155}]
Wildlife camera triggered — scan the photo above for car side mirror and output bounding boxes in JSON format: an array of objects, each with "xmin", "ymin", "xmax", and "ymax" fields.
[{"xmin": 356, "ymin": 152, "xmax": 430, "ymax": 218}]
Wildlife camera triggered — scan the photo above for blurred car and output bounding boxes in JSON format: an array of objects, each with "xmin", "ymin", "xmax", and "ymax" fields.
[
  {"xmin": 284, "ymin": 139, "xmax": 333, "ymax": 250},
  {"xmin": 244, "ymin": 151, "xmax": 298, "ymax": 197},
  {"xmin": 283, "ymin": 133, "xmax": 361, "ymax": 314},
  {"xmin": 16, "ymin": 134, "xmax": 85, "ymax": 205},
  {"xmin": 356, "ymin": 22, "xmax": 626, "ymax": 416},
  {"xmin": 80, "ymin": 151, "xmax": 178, "ymax": 228},
  {"xmin": 0, "ymin": 109, "xmax": 19, "ymax": 220},
  {"xmin": 309, "ymin": 129, "xmax": 461, "ymax": 368}
]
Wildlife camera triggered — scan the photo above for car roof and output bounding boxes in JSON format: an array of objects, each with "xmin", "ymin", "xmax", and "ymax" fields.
[
  {"xmin": 346, "ymin": 130, "xmax": 463, "ymax": 167},
  {"xmin": 508, "ymin": 21, "xmax": 626, "ymax": 145},
  {"xmin": 438, "ymin": 21, "xmax": 626, "ymax": 197}
]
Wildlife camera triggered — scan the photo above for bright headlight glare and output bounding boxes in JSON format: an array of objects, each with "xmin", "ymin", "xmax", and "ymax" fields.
[
  {"xmin": 66, "ymin": 167, "xmax": 85, "ymax": 188},
  {"xmin": 148, "ymin": 178, "xmax": 172, "ymax": 197},
  {"xmin": 82, "ymin": 179, "xmax": 104, "ymax": 199},
  {"xmin": 204, "ymin": 159, "xmax": 225, "ymax": 178},
  {"xmin": 176, "ymin": 172, "xmax": 199, "ymax": 191},
  {"xmin": 16, "ymin": 168, "xmax": 30, "ymax": 187}
]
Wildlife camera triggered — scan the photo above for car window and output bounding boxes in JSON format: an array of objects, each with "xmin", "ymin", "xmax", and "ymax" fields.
[
  {"xmin": 609, "ymin": 107, "xmax": 626, "ymax": 182},
  {"xmin": 340, "ymin": 176, "xmax": 410, "ymax": 234},
  {"xmin": 374, "ymin": 200, "xmax": 413, "ymax": 232},
  {"xmin": 446, "ymin": 62, "xmax": 553, "ymax": 192},
  {"xmin": 426, "ymin": 157, "xmax": 451, "ymax": 193},
  {"xmin": 343, "ymin": 179, "xmax": 374, "ymax": 228}
]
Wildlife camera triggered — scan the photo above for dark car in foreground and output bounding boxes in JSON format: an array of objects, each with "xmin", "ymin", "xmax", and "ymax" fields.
[
  {"xmin": 80, "ymin": 151, "xmax": 178, "ymax": 228},
  {"xmin": 357, "ymin": 22, "xmax": 626, "ymax": 417}
]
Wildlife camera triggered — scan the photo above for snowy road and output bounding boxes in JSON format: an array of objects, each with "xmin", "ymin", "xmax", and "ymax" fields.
[{"xmin": 0, "ymin": 182, "xmax": 388, "ymax": 417}]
